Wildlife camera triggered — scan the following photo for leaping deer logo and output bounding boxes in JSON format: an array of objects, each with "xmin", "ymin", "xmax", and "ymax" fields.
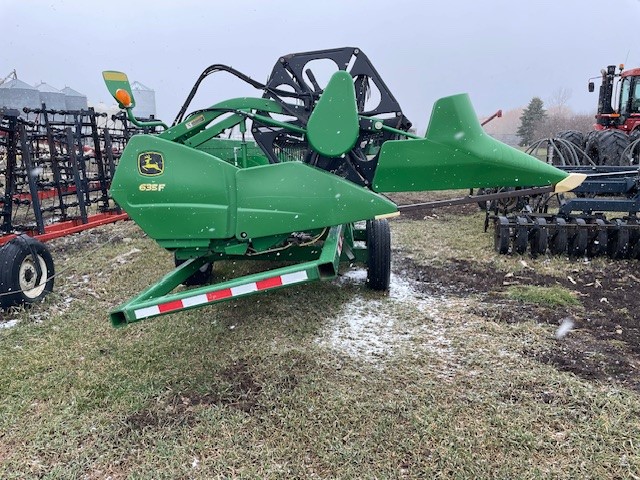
[{"xmin": 138, "ymin": 152, "xmax": 164, "ymax": 176}]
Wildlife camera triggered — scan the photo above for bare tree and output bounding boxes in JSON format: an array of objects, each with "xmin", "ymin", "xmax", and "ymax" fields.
[
  {"xmin": 531, "ymin": 86, "xmax": 596, "ymax": 139},
  {"xmin": 547, "ymin": 87, "xmax": 572, "ymax": 117}
]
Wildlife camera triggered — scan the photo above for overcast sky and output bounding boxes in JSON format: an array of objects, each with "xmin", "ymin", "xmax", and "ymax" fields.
[{"xmin": 2, "ymin": 0, "xmax": 640, "ymax": 132}]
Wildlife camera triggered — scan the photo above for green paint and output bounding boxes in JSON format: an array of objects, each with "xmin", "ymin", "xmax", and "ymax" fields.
[
  {"xmin": 103, "ymin": 64, "xmax": 576, "ymax": 326},
  {"xmin": 235, "ymin": 162, "xmax": 396, "ymax": 239},
  {"xmin": 307, "ymin": 71, "xmax": 359, "ymax": 157},
  {"xmin": 373, "ymin": 94, "xmax": 568, "ymax": 192},
  {"xmin": 109, "ymin": 226, "xmax": 345, "ymax": 326},
  {"xmin": 102, "ymin": 71, "xmax": 136, "ymax": 109}
]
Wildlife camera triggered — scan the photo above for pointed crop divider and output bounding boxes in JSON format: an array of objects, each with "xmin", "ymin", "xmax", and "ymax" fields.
[{"xmin": 372, "ymin": 94, "xmax": 573, "ymax": 193}]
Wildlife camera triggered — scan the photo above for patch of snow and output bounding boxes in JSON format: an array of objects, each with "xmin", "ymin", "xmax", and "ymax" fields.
[
  {"xmin": 0, "ymin": 319, "xmax": 19, "ymax": 330},
  {"xmin": 318, "ymin": 269, "xmax": 457, "ymax": 373},
  {"xmin": 337, "ymin": 268, "xmax": 368, "ymax": 284}
]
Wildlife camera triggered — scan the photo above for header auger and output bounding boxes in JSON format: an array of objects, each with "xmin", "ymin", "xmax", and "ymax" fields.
[{"xmin": 103, "ymin": 47, "xmax": 581, "ymax": 327}]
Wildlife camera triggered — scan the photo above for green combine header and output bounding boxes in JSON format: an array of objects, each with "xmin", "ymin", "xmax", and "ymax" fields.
[{"xmin": 102, "ymin": 47, "xmax": 581, "ymax": 327}]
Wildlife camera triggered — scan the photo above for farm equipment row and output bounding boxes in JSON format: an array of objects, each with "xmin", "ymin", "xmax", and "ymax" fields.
[
  {"xmin": 0, "ymin": 106, "xmax": 145, "ymax": 307},
  {"xmin": 490, "ymin": 165, "xmax": 640, "ymax": 258},
  {"xmin": 101, "ymin": 47, "xmax": 581, "ymax": 327}
]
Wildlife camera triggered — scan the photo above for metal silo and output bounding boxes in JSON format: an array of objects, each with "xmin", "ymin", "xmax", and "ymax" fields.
[
  {"xmin": 61, "ymin": 86, "xmax": 88, "ymax": 111},
  {"xmin": 0, "ymin": 79, "xmax": 40, "ymax": 116},
  {"xmin": 131, "ymin": 81, "xmax": 156, "ymax": 119},
  {"xmin": 35, "ymin": 82, "xmax": 66, "ymax": 113}
]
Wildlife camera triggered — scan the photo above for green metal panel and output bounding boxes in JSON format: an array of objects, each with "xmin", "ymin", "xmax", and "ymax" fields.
[
  {"xmin": 102, "ymin": 71, "xmax": 136, "ymax": 109},
  {"xmin": 235, "ymin": 162, "xmax": 397, "ymax": 239},
  {"xmin": 110, "ymin": 135, "xmax": 238, "ymax": 247},
  {"xmin": 196, "ymin": 138, "xmax": 269, "ymax": 168},
  {"xmin": 307, "ymin": 71, "xmax": 359, "ymax": 157},
  {"xmin": 372, "ymin": 94, "xmax": 568, "ymax": 192}
]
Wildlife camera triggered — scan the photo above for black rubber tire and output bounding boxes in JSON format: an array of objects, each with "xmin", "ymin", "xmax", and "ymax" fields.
[
  {"xmin": 557, "ymin": 130, "xmax": 585, "ymax": 147},
  {"xmin": 0, "ymin": 237, "xmax": 54, "ymax": 309},
  {"xmin": 629, "ymin": 130, "xmax": 640, "ymax": 164},
  {"xmin": 494, "ymin": 216, "xmax": 510, "ymax": 254},
  {"xmin": 529, "ymin": 217, "xmax": 548, "ymax": 256},
  {"xmin": 174, "ymin": 254, "xmax": 213, "ymax": 286},
  {"xmin": 554, "ymin": 130, "xmax": 585, "ymax": 166},
  {"xmin": 587, "ymin": 218, "xmax": 608, "ymax": 257},
  {"xmin": 366, "ymin": 219, "xmax": 391, "ymax": 291},
  {"xmin": 607, "ymin": 219, "xmax": 629, "ymax": 259},
  {"xmin": 586, "ymin": 129, "xmax": 630, "ymax": 166},
  {"xmin": 513, "ymin": 216, "xmax": 528, "ymax": 255},
  {"xmin": 567, "ymin": 218, "xmax": 588, "ymax": 257},
  {"xmin": 550, "ymin": 217, "xmax": 568, "ymax": 255}
]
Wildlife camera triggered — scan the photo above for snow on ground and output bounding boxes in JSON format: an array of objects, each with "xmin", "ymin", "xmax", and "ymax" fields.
[
  {"xmin": 318, "ymin": 267, "xmax": 460, "ymax": 376},
  {"xmin": 0, "ymin": 319, "xmax": 19, "ymax": 330}
]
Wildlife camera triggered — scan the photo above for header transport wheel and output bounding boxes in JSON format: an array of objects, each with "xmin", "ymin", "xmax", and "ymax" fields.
[
  {"xmin": 0, "ymin": 237, "xmax": 55, "ymax": 309},
  {"xmin": 366, "ymin": 219, "xmax": 391, "ymax": 291}
]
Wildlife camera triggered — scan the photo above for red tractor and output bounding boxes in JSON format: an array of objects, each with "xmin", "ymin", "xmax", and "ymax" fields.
[
  {"xmin": 575, "ymin": 65, "xmax": 640, "ymax": 164},
  {"xmin": 554, "ymin": 65, "xmax": 640, "ymax": 165}
]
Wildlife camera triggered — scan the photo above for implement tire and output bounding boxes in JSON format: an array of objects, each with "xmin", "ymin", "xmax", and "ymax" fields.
[
  {"xmin": 0, "ymin": 237, "xmax": 54, "ymax": 309},
  {"xmin": 366, "ymin": 219, "xmax": 391, "ymax": 291}
]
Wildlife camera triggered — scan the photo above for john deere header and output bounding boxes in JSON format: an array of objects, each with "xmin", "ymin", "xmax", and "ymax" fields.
[{"xmin": 103, "ymin": 47, "xmax": 582, "ymax": 326}]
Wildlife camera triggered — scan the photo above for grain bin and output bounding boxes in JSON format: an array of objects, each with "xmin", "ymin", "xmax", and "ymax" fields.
[
  {"xmin": 61, "ymin": 86, "xmax": 88, "ymax": 111},
  {"xmin": 131, "ymin": 81, "xmax": 156, "ymax": 119},
  {"xmin": 0, "ymin": 79, "xmax": 40, "ymax": 116},
  {"xmin": 34, "ymin": 82, "xmax": 66, "ymax": 111}
]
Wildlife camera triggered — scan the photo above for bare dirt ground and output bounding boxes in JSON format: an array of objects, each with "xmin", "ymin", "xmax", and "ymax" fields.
[
  {"xmin": 390, "ymin": 191, "xmax": 640, "ymax": 392},
  {"xmin": 397, "ymin": 255, "xmax": 640, "ymax": 390}
]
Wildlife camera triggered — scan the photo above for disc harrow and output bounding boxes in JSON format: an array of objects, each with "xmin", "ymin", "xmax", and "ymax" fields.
[{"xmin": 493, "ymin": 214, "xmax": 640, "ymax": 259}]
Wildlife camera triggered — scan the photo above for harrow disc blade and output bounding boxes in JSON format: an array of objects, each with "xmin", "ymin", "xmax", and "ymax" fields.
[
  {"xmin": 587, "ymin": 218, "xmax": 608, "ymax": 257},
  {"xmin": 567, "ymin": 218, "xmax": 588, "ymax": 257},
  {"xmin": 529, "ymin": 217, "xmax": 548, "ymax": 256},
  {"xmin": 607, "ymin": 218, "xmax": 629, "ymax": 259},
  {"xmin": 494, "ymin": 216, "xmax": 510, "ymax": 254},
  {"xmin": 513, "ymin": 216, "xmax": 528, "ymax": 255},
  {"xmin": 550, "ymin": 217, "xmax": 568, "ymax": 255},
  {"xmin": 627, "ymin": 219, "xmax": 640, "ymax": 259}
]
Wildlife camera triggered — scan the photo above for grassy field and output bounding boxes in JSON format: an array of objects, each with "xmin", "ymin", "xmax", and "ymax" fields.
[{"xmin": 1, "ymin": 211, "xmax": 639, "ymax": 479}]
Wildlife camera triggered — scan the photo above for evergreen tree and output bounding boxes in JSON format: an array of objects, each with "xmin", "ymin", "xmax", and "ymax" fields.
[{"xmin": 517, "ymin": 97, "xmax": 547, "ymax": 146}]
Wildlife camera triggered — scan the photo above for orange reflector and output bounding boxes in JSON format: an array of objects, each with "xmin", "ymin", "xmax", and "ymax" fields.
[{"xmin": 115, "ymin": 89, "xmax": 132, "ymax": 108}]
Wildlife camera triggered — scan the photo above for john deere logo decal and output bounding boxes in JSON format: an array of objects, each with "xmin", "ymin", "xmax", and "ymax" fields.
[{"xmin": 138, "ymin": 152, "xmax": 164, "ymax": 176}]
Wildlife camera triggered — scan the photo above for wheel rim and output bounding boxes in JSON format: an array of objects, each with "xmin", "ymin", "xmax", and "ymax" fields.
[{"xmin": 18, "ymin": 254, "xmax": 48, "ymax": 299}]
